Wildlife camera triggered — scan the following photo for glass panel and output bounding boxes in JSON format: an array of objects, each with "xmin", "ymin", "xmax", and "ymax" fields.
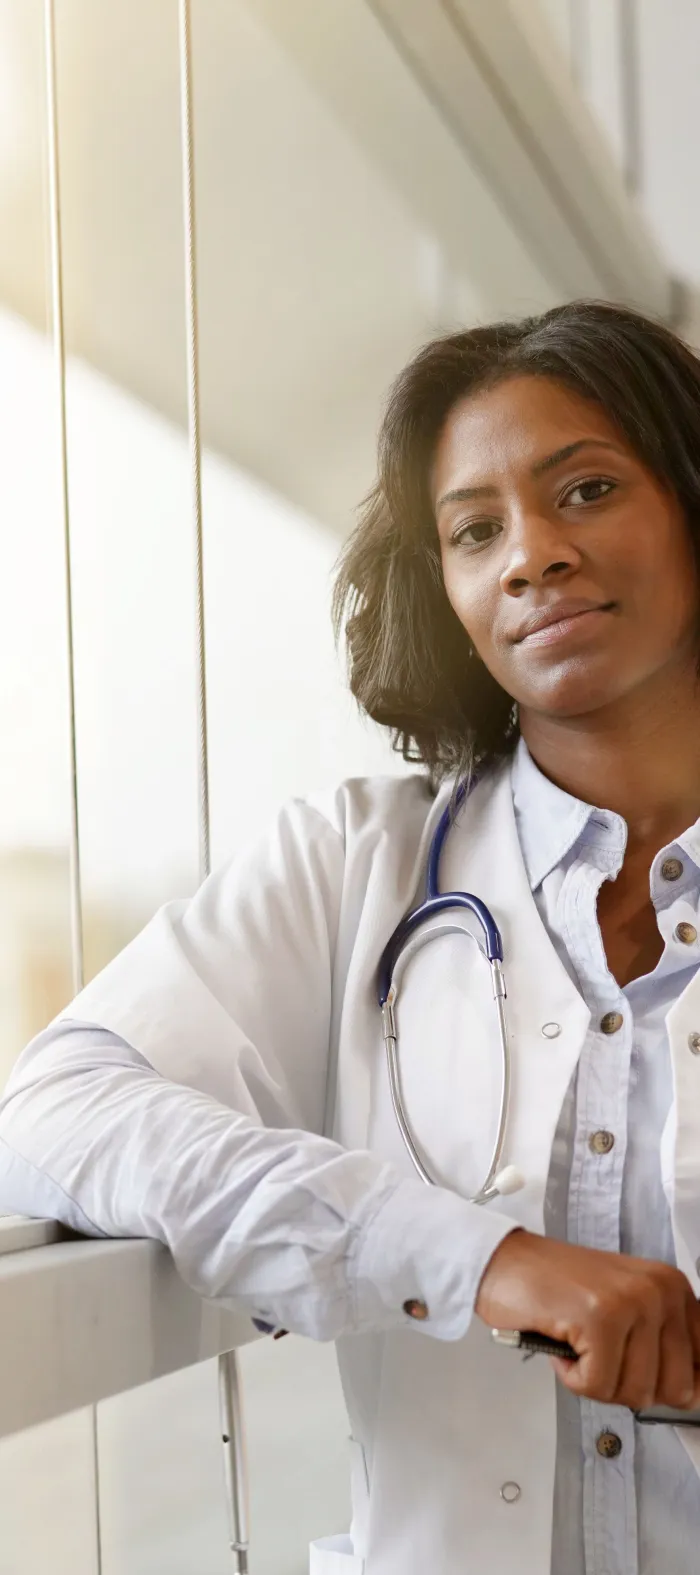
[
  {"xmin": 56, "ymin": 0, "xmax": 200, "ymax": 979},
  {"xmin": 0, "ymin": 0, "xmax": 74, "ymax": 1086}
]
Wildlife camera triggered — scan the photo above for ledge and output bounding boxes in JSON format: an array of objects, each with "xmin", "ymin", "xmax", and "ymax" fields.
[{"xmin": 0, "ymin": 1218, "xmax": 257, "ymax": 1439}]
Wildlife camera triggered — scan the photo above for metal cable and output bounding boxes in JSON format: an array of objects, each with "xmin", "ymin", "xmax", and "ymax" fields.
[
  {"xmin": 179, "ymin": 0, "xmax": 210, "ymax": 883},
  {"xmin": 177, "ymin": 4, "xmax": 250, "ymax": 1569},
  {"xmin": 44, "ymin": 5, "xmax": 101, "ymax": 1572},
  {"xmin": 44, "ymin": 0, "xmax": 84, "ymax": 999}
]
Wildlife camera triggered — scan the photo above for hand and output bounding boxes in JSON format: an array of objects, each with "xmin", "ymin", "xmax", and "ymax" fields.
[{"xmin": 475, "ymin": 1230, "xmax": 700, "ymax": 1412}]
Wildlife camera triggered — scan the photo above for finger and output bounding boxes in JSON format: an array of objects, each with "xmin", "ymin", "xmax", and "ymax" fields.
[
  {"xmin": 549, "ymin": 1354, "xmax": 578, "ymax": 1388},
  {"xmin": 656, "ymin": 1314, "xmax": 695, "ymax": 1409},
  {"xmin": 688, "ymin": 1297, "xmax": 700, "ymax": 1370},
  {"xmin": 556, "ymin": 1318, "xmax": 628, "ymax": 1404},
  {"xmin": 682, "ymin": 1298, "xmax": 700, "ymax": 1405},
  {"xmin": 615, "ymin": 1321, "xmax": 660, "ymax": 1412}
]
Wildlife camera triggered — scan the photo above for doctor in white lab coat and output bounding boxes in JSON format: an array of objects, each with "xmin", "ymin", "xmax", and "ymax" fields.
[{"xmin": 4, "ymin": 299, "xmax": 700, "ymax": 1574}]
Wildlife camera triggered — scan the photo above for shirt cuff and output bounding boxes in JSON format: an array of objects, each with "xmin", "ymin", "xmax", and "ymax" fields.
[{"xmin": 349, "ymin": 1177, "xmax": 520, "ymax": 1341}]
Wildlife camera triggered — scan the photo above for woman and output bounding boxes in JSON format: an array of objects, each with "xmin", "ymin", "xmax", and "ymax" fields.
[{"xmin": 2, "ymin": 299, "xmax": 700, "ymax": 1574}]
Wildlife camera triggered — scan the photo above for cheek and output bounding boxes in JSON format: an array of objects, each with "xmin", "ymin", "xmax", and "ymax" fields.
[
  {"xmin": 618, "ymin": 519, "xmax": 698, "ymax": 622},
  {"xmin": 441, "ymin": 556, "xmax": 502, "ymax": 663},
  {"xmin": 443, "ymin": 553, "xmax": 486, "ymax": 625}
]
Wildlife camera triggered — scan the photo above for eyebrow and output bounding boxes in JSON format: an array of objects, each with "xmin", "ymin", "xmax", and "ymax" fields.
[{"xmin": 435, "ymin": 438, "xmax": 622, "ymax": 511}]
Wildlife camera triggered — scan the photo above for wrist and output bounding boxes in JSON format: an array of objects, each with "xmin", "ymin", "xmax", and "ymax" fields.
[{"xmin": 474, "ymin": 1226, "xmax": 532, "ymax": 1324}]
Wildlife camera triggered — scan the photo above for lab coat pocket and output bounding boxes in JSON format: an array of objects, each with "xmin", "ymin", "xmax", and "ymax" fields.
[{"xmin": 309, "ymin": 1534, "xmax": 363, "ymax": 1573}]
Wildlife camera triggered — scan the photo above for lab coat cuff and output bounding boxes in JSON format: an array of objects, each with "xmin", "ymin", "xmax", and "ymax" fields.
[{"xmin": 350, "ymin": 1178, "xmax": 520, "ymax": 1341}]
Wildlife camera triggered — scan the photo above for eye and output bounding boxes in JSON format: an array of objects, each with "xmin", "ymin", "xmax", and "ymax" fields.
[
  {"xmin": 451, "ymin": 517, "xmax": 502, "ymax": 550},
  {"xmin": 561, "ymin": 476, "xmax": 617, "ymax": 507}
]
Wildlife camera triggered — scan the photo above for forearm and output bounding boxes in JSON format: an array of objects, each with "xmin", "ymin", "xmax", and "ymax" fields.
[{"xmin": 0, "ymin": 1022, "xmax": 518, "ymax": 1342}]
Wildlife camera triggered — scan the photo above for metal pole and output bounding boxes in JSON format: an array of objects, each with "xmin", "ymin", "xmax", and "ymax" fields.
[
  {"xmin": 45, "ymin": 5, "xmax": 101, "ymax": 1573},
  {"xmin": 219, "ymin": 1351, "xmax": 251, "ymax": 1574},
  {"xmin": 176, "ymin": 2, "xmax": 250, "ymax": 1568}
]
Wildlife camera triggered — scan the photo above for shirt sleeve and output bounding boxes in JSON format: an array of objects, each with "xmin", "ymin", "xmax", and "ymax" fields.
[{"xmin": 0, "ymin": 798, "xmax": 519, "ymax": 1343}]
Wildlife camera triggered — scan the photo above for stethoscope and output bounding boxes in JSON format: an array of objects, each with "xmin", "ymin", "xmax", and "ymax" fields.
[{"xmin": 377, "ymin": 779, "xmax": 524, "ymax": 1206}]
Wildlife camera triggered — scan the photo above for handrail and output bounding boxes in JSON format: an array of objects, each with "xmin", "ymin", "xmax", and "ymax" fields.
[{"xmin": 0, "ymin": 1217, "xmax": 257, "ymax": 1441}]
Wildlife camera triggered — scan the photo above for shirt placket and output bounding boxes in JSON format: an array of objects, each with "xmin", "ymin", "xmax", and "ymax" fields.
[{"xmin": 559, "ymin": 836, "xmax": 639, "ymax": 1575}]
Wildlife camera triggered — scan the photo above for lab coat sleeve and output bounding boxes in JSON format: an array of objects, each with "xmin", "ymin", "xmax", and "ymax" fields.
[{"xmin": 0, "ymin": 799, "xmax": 518, "ymax": 1342}]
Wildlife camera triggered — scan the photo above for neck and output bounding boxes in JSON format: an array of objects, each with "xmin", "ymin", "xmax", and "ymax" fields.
[{"xmin": 520, "ymin": 665, "xmax": 700, "ymax": 852}]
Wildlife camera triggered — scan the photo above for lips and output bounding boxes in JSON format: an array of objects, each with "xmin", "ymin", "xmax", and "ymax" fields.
[{"xmin": 513, "ymin": 599, "xmax": 615, "ymax": 644}]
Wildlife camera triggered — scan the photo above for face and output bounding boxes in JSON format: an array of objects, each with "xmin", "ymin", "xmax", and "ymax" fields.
[{"xmin": 431, "ymin": 374, "xmax": 700, "ymax": 727}]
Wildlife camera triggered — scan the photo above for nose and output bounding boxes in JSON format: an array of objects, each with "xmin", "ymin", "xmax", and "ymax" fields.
[{"xmin": 499, "ymin": 506, "xmax": 581, "ymax": 595}]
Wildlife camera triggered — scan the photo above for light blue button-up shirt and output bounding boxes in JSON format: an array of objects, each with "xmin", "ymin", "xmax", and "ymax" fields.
[{"xmin": 512, "ymin": 737, "xmax": 700, "ymax": 1575}]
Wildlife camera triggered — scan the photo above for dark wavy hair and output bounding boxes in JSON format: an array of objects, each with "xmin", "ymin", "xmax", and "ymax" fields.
[{"xmin": 333, "ymin": 299, "xmax": 700, "ymax": 787}]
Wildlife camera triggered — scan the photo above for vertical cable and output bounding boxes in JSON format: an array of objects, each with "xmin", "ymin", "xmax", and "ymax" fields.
[
  {"xmin": 177, "ymin": 3, "xmax": 250, "ymax": 1569},
  {"xmin": 44, "ymin": 5, "xmax": 102, "ymax": 1572},
  {"xmin": 44, "ymin": 0, "xmax": 84, "ymax": 998},
  {"xmin": 619, "ymin": 0, "xmax": 642, "ymax": 196},
  {"xmin": 178, "ymin": 0, "xmax": 210, "ymax": 883}
]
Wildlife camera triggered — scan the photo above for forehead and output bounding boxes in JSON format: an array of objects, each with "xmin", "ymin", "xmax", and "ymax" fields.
[{"xmin": 431, "ymin": 375, "xmax": 626, "ymax": 496}]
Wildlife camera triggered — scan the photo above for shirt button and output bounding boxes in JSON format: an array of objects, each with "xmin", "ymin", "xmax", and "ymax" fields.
[
  {"xmin": 403, "ymin": 1299, "xmax": 429, "ymax": 1321},
  {"xmin": 675, "ymin": 922, "xmax": 698, "ymax": 945},
  {"xmin": 589, "ymin": 1130, "xmax": 615, "ymax": 1155},
  {"xmin": 662, "ymin": 857, "xmax": 684, "ymax": 881},
  {"xmin": 600, "ymin": 1011, "xmax": 624, "ymax": 1035},
  {"xmin": 597, "ymin": 1431, "xmax": 623, "ymax": 1459}
]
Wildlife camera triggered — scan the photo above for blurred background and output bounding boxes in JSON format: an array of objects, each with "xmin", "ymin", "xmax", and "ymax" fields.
[{"xmin": 0, "ymin": 1, "xmax": 697, "ymax": 1570}]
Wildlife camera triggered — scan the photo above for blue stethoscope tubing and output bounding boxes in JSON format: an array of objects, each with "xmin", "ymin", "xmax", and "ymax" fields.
[{"xmin": 377, "ymin": 779, "xmax": 524, "ymax": 1205}]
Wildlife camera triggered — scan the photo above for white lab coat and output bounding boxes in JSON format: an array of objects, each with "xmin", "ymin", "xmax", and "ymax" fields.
[{"xmin": 4, "ymin": 760, "xmax": 700, "ymax": 1574}]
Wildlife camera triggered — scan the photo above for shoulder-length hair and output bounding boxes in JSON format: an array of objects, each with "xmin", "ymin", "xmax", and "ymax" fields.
[{"xmin": 333, "ymin": 299, "xmax": 700, "ymax": 786}]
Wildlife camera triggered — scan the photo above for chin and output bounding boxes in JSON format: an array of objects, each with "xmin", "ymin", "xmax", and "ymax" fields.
[{"xmin": 518, "ymin": 666, "xmax": 623, "ymax": 719}]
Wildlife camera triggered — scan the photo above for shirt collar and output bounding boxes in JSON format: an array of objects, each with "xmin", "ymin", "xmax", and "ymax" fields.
[
  {"xmin": 677, "ymin": 821, "xmax": 700, "ymax": 870},
  {"xmin": 510, "ymin": 736, "xmax": 618, "ymax": 891},
  {"xmin": 510, "ymin": 736, "xmax": 700, "ymax": 895}
]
